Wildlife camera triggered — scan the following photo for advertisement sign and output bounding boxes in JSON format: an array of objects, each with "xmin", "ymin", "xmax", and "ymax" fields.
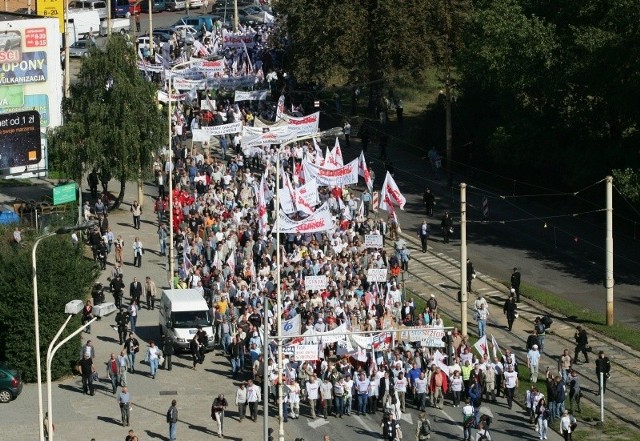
[
  {"xmin": 367, "ymin": 268, "xmax": 388, "ymax": 282},
  {"xmin": 304, "ymin": 275, "xmax": 327, "ymax": 292},
  {"xmin": 0, "ymin": 51, "xmax": 48, "ymax": 85},
  {"xmin": 36, "ymin": 0, "xmax": 65, "ymax": 32},
  {"xmin": 0, "ymin": 18, "xmax": 63, "ymax": 178},
  {"xmin": 364, "ymin": 234, "xmax": 383, "ymax": 248},
  {"xmin": 0, "ymin": 111, "xmax": 41, "ymax": 168}
]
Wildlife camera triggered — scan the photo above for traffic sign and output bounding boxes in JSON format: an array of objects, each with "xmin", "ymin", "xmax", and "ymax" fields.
[{"xmin": 53, "ymin": 182, "xmax": 77, "ymax": 205}]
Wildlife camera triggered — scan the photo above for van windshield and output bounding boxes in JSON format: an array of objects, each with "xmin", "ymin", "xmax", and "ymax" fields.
[{"xmin": 172, "ymin": 311, "xmax": 210, "ymax": 328}]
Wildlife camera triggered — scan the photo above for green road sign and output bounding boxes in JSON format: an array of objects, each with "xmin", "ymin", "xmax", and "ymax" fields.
[{"xmin": 53, "ymin": 182, "xmax": 77, "ymax": 205}]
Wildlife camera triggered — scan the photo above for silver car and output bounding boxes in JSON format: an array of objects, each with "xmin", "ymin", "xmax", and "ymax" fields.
[{"xmin": 68, "ymin": 39, "xmax": 97, "ymax": 58}]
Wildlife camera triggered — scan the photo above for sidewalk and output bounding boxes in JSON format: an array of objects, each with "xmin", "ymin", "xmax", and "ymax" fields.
[{"xmin": 393, "ymin": 230, "xmax": 640, "ymax": 432}]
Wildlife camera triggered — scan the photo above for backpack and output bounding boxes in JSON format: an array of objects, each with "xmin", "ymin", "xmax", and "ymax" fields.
[
  {"xmin": 477, "ymin": 430, "xmax": 489, "ymax": 441},
  {"xmin": 420, "ymin": 419, "xmax": 431, "ymax": 436},
  {"xmin": 540, "ymin": 315, "xmax": 553, "ymax": 328},
  {"xmin": 166, "ymin": 407, "xmax": 173, "ymax": 423}
]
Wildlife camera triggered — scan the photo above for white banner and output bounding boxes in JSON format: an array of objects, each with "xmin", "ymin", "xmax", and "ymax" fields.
[
  {"xmin": 400, "ymin": 328, "xmax": 446, "ymax": 347},
  {"xmin": 364, "ymin": 234, "xmax": 383, "ymax": 248},
  {"xmin": 277, "ymin": 203, "xmax": 333, "ymax": 234},
  {"xmin": 193, "ymin": 59, "xmax": 225, "ymax": 73},
  {"xmin": 281, "ymin": 315, "xmax": 301, "ymax": 337},
  {"xmin": 282, "ymin": 345, "xmax": 296, "ymax": 356},
  {"xmin": 172, "ymin": 75, "xmax": 258, "ymax": 91},
  {"xmin": 222, "ymin": 31, "xmax": 256, "ymax": 49},
  {"xmin": 304, "ymin": 275, "xmax": 327, "ymax": 291},
  {"xmin": 192, "ymin": 129, "xmax": 211, "ymax": 143},
  {"xmin": 283, "ymin": 112, "xmax": 320, "ymax": 137},
  {"xmin": 157, "ymin": 91, "xmax": 187, "ymax": 103},
  {"xmin": 302, "ymin": 158, "xmax": 359, "ymax": 187},
  {"xmin": 320, "ymin": 323, "xmax": 348, "ymax": 344},
  {"xmin": 234, "ymin": 90, "xmax": 269, "ymax": 101},
  {"xmin": 241, "ymin": 125, "xmax": 293, "ymax": 148},
  {"xmin": 350, "ymin": 333, "xmax": 374, "ymax": 350},
  {"xmin": 200, "ymin": 99, "xmax": 217, "ymax": 111},
  {"xmin": 367, "ymin": 268, "xmax": 388, "ymax": 282},
  {"xmin": 295, "ymin": 344, "xmax": 319, "ymax": 361},
  {"xmin": 197, "ymin": 121, "xmax": 243, "ymax": 137}
]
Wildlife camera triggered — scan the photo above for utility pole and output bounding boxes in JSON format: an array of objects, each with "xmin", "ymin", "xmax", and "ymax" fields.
[
  {"xmin": 233, "ymin": 0, "xmax": 238, "ymax": 32},
  {"xmin": 107, "ymin": 0, "xmax": 112, "ymax": 36},
  {"xmin": 605, "ymin": 175, "xmax": 614, "ymax": 325},
  {"xmin": 148, "ymin": 0, "xmax": 154, "ymax": 56},
  {"xmin": 460, "ymin": 182, "xmax": 468, "ymax": 335},
  {"xmin": 444, "ymin": 0, "xmax": 453, "ymax": 187},
  {"xmin": 64, "ymin": 0, "xmax": 71, "ymax": 98}
]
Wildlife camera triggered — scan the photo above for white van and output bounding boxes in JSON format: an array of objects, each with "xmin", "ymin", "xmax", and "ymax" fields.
[
  {"xmin": 69, "ymin": 0, "xmax": 108, "ymax": 20},
  {"xmin": 66, "ymin": 9, "xmax": 101, "ymax": 40},
  {"xmin": 159, "ymin": 289, "xmax": 214, "ymax": 352}
]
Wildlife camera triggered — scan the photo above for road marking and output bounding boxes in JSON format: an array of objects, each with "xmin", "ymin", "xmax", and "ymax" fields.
[
  {"xmin": 353, "ymin": 414, "xmax": 377, "ymax": 434},
  {"xmin": 307, "ymin": 418, "xmax": 330, "ymax": 429},
  {"xmin": 401, "ymin": 412, "xmax": 413, "ymax": 424},
  {"xmin": 438, "ymin": 407, "xmax": 463, "ymax": 433}
]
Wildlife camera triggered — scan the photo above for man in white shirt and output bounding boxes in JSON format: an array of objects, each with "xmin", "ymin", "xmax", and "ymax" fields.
[
  {"xmin": 354, "ymin": 372, "xmax": 370, "ymax": 415},
  {"xmin": 503, "ymin": 364, "xmax": 518, "ymax": 409},
  {"xmin": 394, "ymin": 371, "xmax": 408, "ymax": 412},
  {"xmin": 414, "ymin": 372, "xmax": 428, "ymax": 411},
  {"xmin": 246, "ymin": 379, "xmax": 261, "ymax": 422},
  {"xmin": 527, "ymin": 344, "xmax": 541, "ymax": 383},
  {"xmin": 306, "ymin": 375, "xmax": 320, "ymax": 418}
]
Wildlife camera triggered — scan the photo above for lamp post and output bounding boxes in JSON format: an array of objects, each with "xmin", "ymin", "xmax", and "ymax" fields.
[
  {"xmin": 46, "ymin": 304, "xmax": 98, "ymax": 441},
  {"xmin": 167, "ymin": 59, "xmax": 199, "ymax": 284},
  {"xmin": 33, "ymin": 224, "xmax": 94, "ymax": 441},
  {"xmin": 272, "ymin": 126, "xmax": 343, "ymax": 441}
]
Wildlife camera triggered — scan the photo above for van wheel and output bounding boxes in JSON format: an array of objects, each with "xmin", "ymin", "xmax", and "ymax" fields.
[
  {"xmin": 0, "ymin": 389, "xmax": 12, "ymax": 403},
  {"xmin": 120, "ymin": 28, "xmax": 126, "ymax": 34}
]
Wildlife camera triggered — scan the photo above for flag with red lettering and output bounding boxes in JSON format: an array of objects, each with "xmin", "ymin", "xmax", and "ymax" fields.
[
  {"xmin": 313, "ymin": 138, "xmax": 324, "ymax": 166},
  {"xmin": 258, "ymin": 174, "xmax": 268, "ymax": 235},
  {"xmin": 324, "ymin": 146, "xmax": 341, "ymax": 169},
  {"xmin": 473, "ymin": 335, "xmax": 489, "ymax": 357},
  {"xmin": 358, "ymin": 151, "xmax": 373, "ymax": 192},
  {"xmin": 378, "ymin": 171, "xmax": 406, "ymax": 211}
]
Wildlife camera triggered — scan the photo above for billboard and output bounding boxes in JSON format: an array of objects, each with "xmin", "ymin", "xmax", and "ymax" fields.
[
  {"xmin": 0, "ymin": 17, "xmax": 63, "ymax": 177},
  {"xmin": 0, "ymin": 111, "xmax": 41, "ymax": 168}
]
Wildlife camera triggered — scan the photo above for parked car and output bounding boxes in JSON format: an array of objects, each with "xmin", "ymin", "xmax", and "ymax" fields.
[
  {"xmin": 165, "ymin": 0, "xmax": 186, "ymax": 11},
  {"xmin": 68, "ymin": 0, "xmax": 109, "ymax": 21},
  {"xmin": 68, "ymin": 39, "xmax": 97, "ymax": 58},
  {"xmin": 0, "ymin": 362, "xmax": 23, "ymax": 403},
  {"xmin": 99, "ymin": 17, "xmax": 131, "ymax": 36},
  {"xmin": 139, "ymin": 0, "xmax": 166, "ymax": 13},
  {"xmin": 187, "ymin": 0, "xmax": 203, "ymax": 9}
]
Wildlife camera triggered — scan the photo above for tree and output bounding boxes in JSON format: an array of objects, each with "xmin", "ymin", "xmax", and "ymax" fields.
[
  {"xmin": 48, "ymin": 37, "xmax": 167, "ymax": 209},
  {"xmin": 0, "ymin": 230, "xmax": 99, "ymax": 382},
  {"xmin": 273, "ymin": 0, "xmax": 471, "ymax": 96}
]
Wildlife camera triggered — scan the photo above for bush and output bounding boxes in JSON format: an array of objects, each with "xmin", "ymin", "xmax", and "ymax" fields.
[{"xmin": 0, "ymin": 229, "xmax": 99, "ymax": 382}]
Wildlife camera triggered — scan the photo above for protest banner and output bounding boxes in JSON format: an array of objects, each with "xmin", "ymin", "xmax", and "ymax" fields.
[
  {"xmin": 364, "ymin": 234, "xmax": 383, "ymax": 248},
  {"xmin": 302, "ymin": 158, "xmax": 359, "ymax": 187},
  {"xmin": 295, "ymin": 345, "xmax": 319, "ymax": 361},
  {"xmin": 277, "ymin": 203, "xmax": 333, "ymax": 233},
  {"xmin": 304, "ymin": 275, "xmax": 327, "ymax": 291},
  {"xmin": 283, "ymin": 112, "xmax": 320, "ymax": 137},
  {"xmin": 241, "ymin": 125, "xmax": 293, "ymax": 148},
  {"xmin": 400, "ymin": 328, "xmax": 446, "ymax": 347},
  {"xmin": 197, "ymin": 121, "xmax": 243, "ymax": 136},
  {"xmin": 367, "ymin": 268, "xmax": 388, "ymax": 282},
  {"xmin": 234, "ymin": 90, "xmax": 269, "ymax": 101}
]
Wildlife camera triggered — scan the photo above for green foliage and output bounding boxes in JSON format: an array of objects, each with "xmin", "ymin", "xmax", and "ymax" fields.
[
  {"xmin": 613, "ymin": 169, "xmax": 640, "ymax": 205},
  {"xmin": 0, "ymin": 231, "xmax": 99, "ymax": 382},
  {"xmin": 456, "ymin": 0, "xmax": 640, "ymax": 187},
  {"xmin": 47, "ymin": 36, "xmax": 167, "ymax": 205},
  {"xmin": 273, "ymin": 0, "xmax": 471, "ymax": 86}
]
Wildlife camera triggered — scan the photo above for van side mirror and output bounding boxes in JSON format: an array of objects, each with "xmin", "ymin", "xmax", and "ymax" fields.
[{"xmin": 166, "ymin": 320, "xmax": 172, "ymax": 328}]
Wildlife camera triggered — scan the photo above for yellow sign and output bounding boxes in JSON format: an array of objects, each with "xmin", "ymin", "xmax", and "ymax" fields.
[{"xmin": 36, "ymin": 0, "xmax": 65, "ymax": 33}]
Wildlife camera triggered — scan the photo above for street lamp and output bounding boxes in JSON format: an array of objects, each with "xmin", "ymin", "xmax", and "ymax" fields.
[
  {"xmin": 33, "ymin": 223, "xmax": 95, "ymax": 441},
  {"xmin": 273, "ymin": 126, "xmax": 343, "ymax": 441},
  {"xmin": 167, "ymin": 59, "xmax": 200, "ymax": 285},
  {"xmin": 46, "ymin": 301, "xmax": 98, "ymax": 440}
]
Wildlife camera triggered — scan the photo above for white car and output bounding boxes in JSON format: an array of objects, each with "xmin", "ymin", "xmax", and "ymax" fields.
[
  {"xmin": 166, "ymin": 0, "xmax": 186, "ymax": 10},
  {"xmin": 187, "ymin": 0, "xmax": 203, "ymax": 8},
  {"xmin": 171, "ymin": 24, "xmax": 208, "ymax": 42}
]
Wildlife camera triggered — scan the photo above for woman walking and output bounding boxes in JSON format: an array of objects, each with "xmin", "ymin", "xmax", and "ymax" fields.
[{"xmin": 146, "ymin": 340, "xmax": 161, "ymax": 379}]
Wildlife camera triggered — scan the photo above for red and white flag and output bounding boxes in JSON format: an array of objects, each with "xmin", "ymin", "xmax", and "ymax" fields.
[
  {"xmin": 358, "ymin": 151, "xmax": 373, "ymax": 192},
  {"xmin": 490, "ymin": 334, "xmax": 503, "ymax": 360},
  {"xmin": 276, "ymin": 95, "xmax": 285, "ymax": 121},
  {"xmin": 333, "ymin": 138, "xmax": 344, "ymax": 167},
  {"xmin": 313, "ymin": 138, "xmax": 324, "ymax": 166},
  {"xmin": 378, "ymin": 171, "xmax": 406, "ymax": 211},
  {"xmin": 473, "ymin": 335, "xmax": 489, "ymax": 357},
  {"xmin": 258, "ymin": 174, "xmax": 268, "ymax": 235},
  {"xmin": 226, "ymin": 252, "xmax": 236, "ymax": 273},
  {"xmin": 324, "ymin": 146, "xmax": 341, "ymax": 169}
]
